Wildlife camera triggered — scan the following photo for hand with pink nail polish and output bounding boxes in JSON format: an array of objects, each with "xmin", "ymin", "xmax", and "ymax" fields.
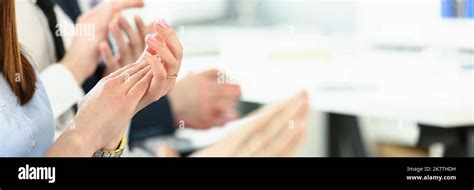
[{"xmin": 133, "ymin": 19, "xmax": 184, "ymax": 112}]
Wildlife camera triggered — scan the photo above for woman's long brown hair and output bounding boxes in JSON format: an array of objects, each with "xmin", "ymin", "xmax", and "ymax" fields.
[{"xmin": 0, "ymin": 0, "xmax": 36, "ymax": 105}]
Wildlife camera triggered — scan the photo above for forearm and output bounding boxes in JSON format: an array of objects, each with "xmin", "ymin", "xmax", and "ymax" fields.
[
  {"xmin": 60, "ymin": 53, "xmax": 88, "ymax": 85},
  {"xmin": 45, "ymin": 128, "xmax": 97, "ymax": 157}
]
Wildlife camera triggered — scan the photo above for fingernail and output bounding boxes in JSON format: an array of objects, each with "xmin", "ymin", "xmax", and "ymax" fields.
[
  {"xmin": 147, "ymin": 34, "xmax": 158, "ymax": 42},
  {"xmin": 145, "ymin": 51, "xmax": 153, "ymax": 57},
  {"xmin": 144, "ymin": 52, "xmax": 153, "ymax": 65},
  {"xmin": 156, "ymin": 18, "xmax": 169, "ymax": 28}
]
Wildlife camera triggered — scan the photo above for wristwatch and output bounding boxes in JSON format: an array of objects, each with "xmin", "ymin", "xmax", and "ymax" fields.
[{"xmin": 93, "ymin": 135, "xmax": 127, "ymax": 158}]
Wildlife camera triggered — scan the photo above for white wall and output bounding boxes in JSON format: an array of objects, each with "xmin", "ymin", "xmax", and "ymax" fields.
[{"xmin": 356, "ymin": 0, "xmax": 474, "ymax": 48}]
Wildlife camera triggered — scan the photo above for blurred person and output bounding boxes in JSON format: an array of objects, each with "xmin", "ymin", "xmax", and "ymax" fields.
[
  {"xmin": 16, "ymin": 0, "xmax": 242, "ymax": 149},
  {"xmin": 157, "ymin": 92, "xmax": 310, "ymax": 157},
  {"xmin": 15, "ymin": 0, "xmax": 147, "ymax": 138},
  {"xmin": 70, "ymin": 1, "xmax": 307, "ymax": 156},
  {"xmin": 22, "ymin": 0, "xmax": 241, "ymax": 149},
  {"xmin": 0, "ymin": 0, "xmax": 183, "ymax": 156},
  {"xmin": 18, "ymin": 0, "xmax": 307, "ymax": 157},
  {"xmin": 101, "ymin": 15, "xmax": 241, "ymax": 141}
]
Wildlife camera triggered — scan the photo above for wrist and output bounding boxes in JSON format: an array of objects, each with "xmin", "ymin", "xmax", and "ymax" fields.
[
  {"xmin": 60, "ymin": 54, "xmax": 86, "ymax": 85},
  {"xmin": 46, "ymin": 129, "xmax": 97, "ymax": 157},
  {"xmin": 103, "ymin": 127, "xmax": 127, "ymax": 150}
]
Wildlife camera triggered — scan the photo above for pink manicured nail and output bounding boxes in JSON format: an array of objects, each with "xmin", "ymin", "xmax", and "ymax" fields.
[
  {"xmin": 147, "ymin": 34, "xmax": 157, "ymax": 42},
  {"xmin": 156, "ymin": 18, "xmax": 169, "ymax": 28}
]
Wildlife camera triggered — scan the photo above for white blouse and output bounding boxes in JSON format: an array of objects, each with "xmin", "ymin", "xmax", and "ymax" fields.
[{"xmin": 0, "ymin": 72, "xmax": 55, "ymax": 157}]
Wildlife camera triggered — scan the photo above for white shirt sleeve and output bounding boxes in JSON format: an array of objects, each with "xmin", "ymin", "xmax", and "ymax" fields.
[
  {"xmin": 16, "ymin": 1, "xmax": 85, "ymax": 120},
  {"xmin": 40, "ymin": 64, "xmax": 84, "ymax": 119}
]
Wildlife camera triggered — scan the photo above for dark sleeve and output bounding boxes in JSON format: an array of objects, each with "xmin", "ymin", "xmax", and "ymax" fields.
[
  {"xmin": 82, "ymin": 63, "xmax": 106, "ymax": 93},
  {"xmin": 129, "ymin": 97, "xmax": 177, "ymax": 145},
  {"xmin": 56, "ymin": 0, "xmax": 82, "ymax": 23}
]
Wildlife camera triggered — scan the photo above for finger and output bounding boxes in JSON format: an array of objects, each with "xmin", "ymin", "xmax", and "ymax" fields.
[
  {"xmin": 100, "ymin": 41, "xmax": 121, "ymax": 73},
  {"xmin": 118, "ymin": 15, "xmax": 142, "ymax": 55},
  {"xmin": 93, "ymin": 1, "xmax": 144, "ymax": 24},
  {"xmin": 127, "ymin": 70, "xmax": 153, "ymax": 104},
  {"xmin": 251, "ymin": 111, "xmax": 307, "ymax": 157},
  {"xmin": 224, "ymin": 102, "xmax": 286, "ymax": 148},
  {"xmin": 134, "ymin": 15, "xmax": 147, "ymax": 39},
  {"xmin": 270, "ymin": 109, "xmax": 308, "ymax": 157},
  {"xmin": 153, "ymin": 19, "xmax": 183, "ymax": 61},
  {"xmin": 254, "ymin": 92, "xmax": 308, "ymax": 147},
  {"xmin": 214, "ymin": 98, "xmax": 238, "ymax": 113},
  {"xmin": 156, "ymin": 144, "xmax": 180, "ymax": 157},
  {"xmin": 145, "ymin": 34, "xmax": 179, "ymax": 75},
  {"xmin": 111, "ymin": 24, "xmax": 130, "ymax": 65},
  {"xmin": 108, "ymin": 0, "xmax": 145, "ymax": 14},
  {"xmin": 266, "ymin": 98, "xmax": 309, "ymax": 156},
  {"xmin": 214, "ymin": 84, "xmax": 242, "ymax": 98},
  {"xmin": 111, "ymin": 61, "xmax": 148, "ymax": 82},
  {"xmin": 124, "ymin": 65, "xmax": 152, "ymax": 92},
  {"xmin": 277, "ymin": 124, "xmax": 308, "ymax": 156},
  {"xmin": 238, "ymin": 132, "xmax": 267, "ymax": 156},
  {"xmin": 104, "ymin": 61, "xmax": 138, "ymax": 79},
  {"xmin": 202, "ymin": 69, "xmax": 220, "ymax": 79},
  {"xmin": 213, "ymin": 111, "xmax": 239, "ymax": 127},
  {"xmin": 267, "ymin": 127, "xmax": 306, "ymax": 157},
  {"xmin": 144, "ymin": 53, "xmax": 168, "ymax": 98},
  {"xmin": 216, "ymin": 97, "xmax": 289, "ymax": 149}
]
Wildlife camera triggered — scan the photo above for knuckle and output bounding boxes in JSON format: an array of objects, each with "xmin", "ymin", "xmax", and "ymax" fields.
[{"xmin": 101, "ymin": 80, "xmax": 114, "ymax": 90}]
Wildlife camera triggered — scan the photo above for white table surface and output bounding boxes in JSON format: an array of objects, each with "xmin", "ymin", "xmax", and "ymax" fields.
[{"xmin": 179, "ymin": 54, "xmax": 473, "ymax": 127}]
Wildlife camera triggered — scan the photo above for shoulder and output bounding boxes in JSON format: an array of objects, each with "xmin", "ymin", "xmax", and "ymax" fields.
[
  {"xmin": 0, "ymin": 73, "xmax": 55, "ymax": 157},
  {"xmin": 0, "ymin": 75, "xmax": 32, "ymax": 156},
  {"xmin": 0, "ymin": 73, "xmax": 20, "ymax": 110},
  {"xmin": 0, "ymin": 73, "xmax": 27, "ymax": 130}
]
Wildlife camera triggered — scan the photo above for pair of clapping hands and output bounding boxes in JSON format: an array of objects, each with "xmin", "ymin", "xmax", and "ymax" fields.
[
  {"xmin": 52, "ymin": 1, "xmax": 183, "ymax": 155},
  {"xmin": 56, "ymin": 0, "xmax": 310, "ymax": 156}
]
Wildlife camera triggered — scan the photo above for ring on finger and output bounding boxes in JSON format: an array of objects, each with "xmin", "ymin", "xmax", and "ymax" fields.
[
  {"xmin": 123, "ymin": 72, "xmax": 131, "ymax": 83},
  {"xmin": 167, "ymin": 74, "xmax": 178, "ymax": 79}
]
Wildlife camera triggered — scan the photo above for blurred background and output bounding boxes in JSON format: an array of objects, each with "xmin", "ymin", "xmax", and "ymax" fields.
[{"xmin": 114, "ymin": 0, "xmax": 473, "ymax": 157}]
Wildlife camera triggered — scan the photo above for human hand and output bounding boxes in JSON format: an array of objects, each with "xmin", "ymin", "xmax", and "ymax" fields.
[
  {"xmin": 75, "ymin": 18, "xmax": 183, "ymax": 152},
  {"xmin": 73, "ymin": 61, "xmax": 154, "ymax": 154},
  {"xmin": 60, "ymin": 0, "xmax": 145, "ymax": 84},
  {"xmin": 158, "ymin": 91, "xmax": 310, "ymax": 157},
  {"xmin": 168, "ymin": 69, "xmax": 241, "ymax": 129},
  {"xmin": 134, "ymin": 19, "xmax": 183, "ymax": 111},
  {"xmin": 100, "ymin": 15, "xmax": 148, "ymax": 76}
]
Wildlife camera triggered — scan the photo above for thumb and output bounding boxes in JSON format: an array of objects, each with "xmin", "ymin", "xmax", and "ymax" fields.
[
  {"xmin": 155, "ymin": 144, "xmax": 180, "ymax": 157},
  {"xmin": 202, "ymin": 69, "xmax": 221, "ymax": 79}
]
